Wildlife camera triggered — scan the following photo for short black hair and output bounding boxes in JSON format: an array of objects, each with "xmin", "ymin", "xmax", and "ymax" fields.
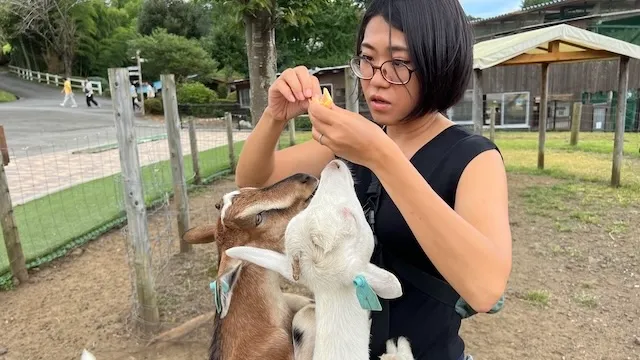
[{"xmin": 354, "ymin": 0, "xmax": 474, "ymax": 121}]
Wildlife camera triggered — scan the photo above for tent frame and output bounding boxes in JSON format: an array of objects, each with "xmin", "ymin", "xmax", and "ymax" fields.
[{"xmin": 472, "ymin": 25, "xmax": 638, "ymax": 187}]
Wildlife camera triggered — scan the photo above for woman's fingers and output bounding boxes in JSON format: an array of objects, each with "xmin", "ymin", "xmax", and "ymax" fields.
[
  {"xmin": 274, "ymin": 79, "xmax": 296, "ymax": 103},
  {"xmin": 310, "ymin": 75, "xmax": 322, "ymax": 99},
  {"xmin": 294, "ymin": 66, "xmax": 314, "ymax": 99},
  {"xmin": 280, "ymin": 68, "xmax": 305, "ymax": 101},
  {"xmin": 311, "ymin": 126, "xmax": 328, "ymax": 146},
  {"xmin": 308, "ymin": 100, "xmax": 335, "ymax": 127}
]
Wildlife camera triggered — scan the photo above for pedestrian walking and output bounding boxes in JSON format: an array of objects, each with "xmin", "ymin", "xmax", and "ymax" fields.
[
  {"xmin": 84, "ymin": 79, "xmax": 100, "ymax": 108},
  {"xmin": 60, "ymin": 77, "xmax": 78, "ymax": 108},
  {"xmin": 130, "ymin": 83, "xmax": 141, "ymax": 111}
]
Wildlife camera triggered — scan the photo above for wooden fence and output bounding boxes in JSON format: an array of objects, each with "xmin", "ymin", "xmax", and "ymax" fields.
[{"xmin": 7, "ymin": 65, "xmax": 103, "ymax": 95}]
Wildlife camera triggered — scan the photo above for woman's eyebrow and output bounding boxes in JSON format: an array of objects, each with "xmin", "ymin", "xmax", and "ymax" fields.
[{"xmin": 361, "ymin": 41, "xmax": 408, "ymax": 53}]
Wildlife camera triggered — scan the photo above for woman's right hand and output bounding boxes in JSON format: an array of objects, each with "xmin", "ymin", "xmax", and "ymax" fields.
[{"xmin": 267, "ymin": 66, "xmax": 322, "ymax": 123}]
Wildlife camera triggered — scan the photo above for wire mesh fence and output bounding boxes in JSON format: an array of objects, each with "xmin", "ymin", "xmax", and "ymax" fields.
[{"xmin": 0, "ymin": 108, "xmax": 302, "ymax": 289}]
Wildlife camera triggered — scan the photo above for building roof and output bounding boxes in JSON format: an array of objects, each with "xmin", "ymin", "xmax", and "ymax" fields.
[
  {"xmin": 474, "ymin": 23, "xmax": 640, "ymax": 70},
  {"xmin": 471, "ymin": 0, "xmax": 588, "ymax": 24}
]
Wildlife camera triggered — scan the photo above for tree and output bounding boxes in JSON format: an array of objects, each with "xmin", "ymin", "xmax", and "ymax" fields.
[
  {"xmin": 275, "ymin": 0, "xmax": 363, "ymax": 70},
  {"xmin": 216, "ymin": 0, "xmax": 328, "ymax": 126},
  {"xmin": 200, "ymin": 1, "xmax": 248, "ymax": 77},
  {"xmin": 138, "ymin": 0, "xmax": 212, "ymax": 39},
  {"xmin": 127, "ymin": 28, "xmax": 218, "ymax": 82},
  {"xmin": 74, "ymin": 1, "xmax": 140, "ymax": 77},
  {"xmin": 5, "ymin": 0, "xmax": 86, "ymax": 76}
]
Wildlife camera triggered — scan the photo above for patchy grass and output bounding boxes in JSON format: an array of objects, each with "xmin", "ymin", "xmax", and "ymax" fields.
[
  {"xmin": 520, "ymin": 181, "xmax": 639, "ymax": 231},
  {"xmin": 0, "ymin": 89, "xmax": 17, "ymax": 102},
  {"xmin": 494, "ymin": 131, "xmax": 640, "ymax": 159},
  {"xmin": 572, "ymin": 291, "xmax": 599, "ymax": 309},
  {"xmin": 520, "ymin": 289, "xmax": 551, "ymax": 306}
]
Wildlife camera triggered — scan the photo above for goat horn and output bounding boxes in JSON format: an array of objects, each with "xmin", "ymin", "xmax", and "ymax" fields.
[{"xmin": 183, "ymin": 224, "xmax": 217, "ymax": 244}]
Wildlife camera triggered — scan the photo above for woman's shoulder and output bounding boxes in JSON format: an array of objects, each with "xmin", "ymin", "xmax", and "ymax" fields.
[{"xmin": 446, "ymin": 125, "xmax": 501, "ymax": 158}]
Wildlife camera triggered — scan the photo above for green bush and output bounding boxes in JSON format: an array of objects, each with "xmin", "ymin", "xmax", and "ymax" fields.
[
  {"xmin": 216, "ymin": 82, "xmax": 228, "ymax": 99},
  {"xmin": 226, "ymin": 91, "xmax": 237, "ymax": 102},
  {"xmin": 177, "ymin": 81, "xmax": 217, "ymax": 104},
  {"xmin": 295, "ymin": 115, "xmax": 312, "ymax": 130},
  {"xmin": 145, "ymin": 97, "xmax": 164, "ymax": 115}
]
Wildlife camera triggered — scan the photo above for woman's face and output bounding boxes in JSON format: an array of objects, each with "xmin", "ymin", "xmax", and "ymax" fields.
[{"xmin": 358, "ymin": 15, "xmax": 421, "ymax": 126}]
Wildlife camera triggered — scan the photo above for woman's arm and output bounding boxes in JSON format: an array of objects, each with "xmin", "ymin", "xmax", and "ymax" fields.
[
  {"xmin": 235, "ymin": 108, "xmax": 335, "ymax": 188},
  {"xmin": 370, "ymin": 142, "xmax": 512, "ymax": 313}
]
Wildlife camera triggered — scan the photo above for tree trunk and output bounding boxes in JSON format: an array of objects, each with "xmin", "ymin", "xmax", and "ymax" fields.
[
  {"xmin": 243, "ymin": 0, "xmax": 277, "ymax": 126},
  {"xmin": 19, "ymin": 37, "xmax": 32, "ymax": 70}
]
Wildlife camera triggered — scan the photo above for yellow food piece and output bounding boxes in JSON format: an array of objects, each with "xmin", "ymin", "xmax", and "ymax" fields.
[{"xmin": 317, "ymin": 87, "xmax": 333, "ymax": 108}]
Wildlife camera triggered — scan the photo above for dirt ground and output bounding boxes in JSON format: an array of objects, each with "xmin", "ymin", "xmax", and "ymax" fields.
[{"xmin": 0, "ymin": 173, "xmax": 638, "ymax": 360}]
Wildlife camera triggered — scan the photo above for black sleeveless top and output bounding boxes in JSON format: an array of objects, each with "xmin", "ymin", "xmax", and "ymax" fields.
[{"xmin": 346, "ymin": 124, "xmax": 500, "ymax": 360}]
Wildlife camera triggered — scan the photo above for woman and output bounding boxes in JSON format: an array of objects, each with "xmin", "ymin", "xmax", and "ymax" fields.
[{"xmin": 234, "ymin": 0, "xmax": 512, "ymax": 359}]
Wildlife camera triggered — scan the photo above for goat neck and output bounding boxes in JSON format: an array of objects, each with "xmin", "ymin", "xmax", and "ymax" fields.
[
  {"xmin": 313, "ymin": 284, "xmax": 371, "ymax": 360},
  {"xmin": 214, "ymin": 260, "xmax": 293, "ymax": 360}
]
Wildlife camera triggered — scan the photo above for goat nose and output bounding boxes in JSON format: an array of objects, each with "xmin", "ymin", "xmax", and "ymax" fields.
[{"xmin": 300, "ymin": 174, "xmax": 312, "ymax": 183}]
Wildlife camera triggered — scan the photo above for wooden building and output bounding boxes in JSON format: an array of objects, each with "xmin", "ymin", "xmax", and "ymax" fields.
[
  {"xmin": 229, "ymin": 65, "xmax": 373, "ymax": 120},
  {"xmin": 455, "ymin": 0, "xmax": 640, "ymax": 131}
]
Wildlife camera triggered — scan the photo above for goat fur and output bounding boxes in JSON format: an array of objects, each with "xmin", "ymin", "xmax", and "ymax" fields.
[
  {"xmin": 226, "ymin": 159, "xmax": 416, "ymax": 360},
  {"xmin": 183, "ymin": 173, "xmax": 319, "ymax": 360}
]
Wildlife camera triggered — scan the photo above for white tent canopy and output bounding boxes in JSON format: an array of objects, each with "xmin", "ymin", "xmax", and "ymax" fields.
[
  {"xmin": 473, "ymin": 24, "xmax": 640, "ymax": 70},
  {"xmin": 470, "ymin": 24, "xmax": 639, "ymax": 187}
]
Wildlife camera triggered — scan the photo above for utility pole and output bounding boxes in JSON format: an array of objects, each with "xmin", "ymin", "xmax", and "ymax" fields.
[{"xmin": 136, "ymin": 50, "xmax": 145, "ymax": 116}]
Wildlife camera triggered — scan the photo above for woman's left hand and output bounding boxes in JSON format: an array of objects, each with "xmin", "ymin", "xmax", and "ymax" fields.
[{"xmin": 307, "ymin": 100, "xmax": 389, "ymax": 168}]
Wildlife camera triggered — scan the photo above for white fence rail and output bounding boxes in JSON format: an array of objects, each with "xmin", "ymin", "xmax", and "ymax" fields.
[{"xmin": 7, "ymin": 65, "xmax": 103, "ymax": 95}]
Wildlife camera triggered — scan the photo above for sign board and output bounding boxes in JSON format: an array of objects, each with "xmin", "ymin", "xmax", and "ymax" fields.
[
  {"xmin": 127, "ymin": 66, "xmax": 139, "ymax": 71},
  {"xmin": 0, "ymin": 125, "xmax": 9, "ymax": 166}
]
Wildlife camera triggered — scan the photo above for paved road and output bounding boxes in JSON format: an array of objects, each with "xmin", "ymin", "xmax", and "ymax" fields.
[{"xmin": 0, "ymin": 70, "xmax": 165, "ymax": 158}]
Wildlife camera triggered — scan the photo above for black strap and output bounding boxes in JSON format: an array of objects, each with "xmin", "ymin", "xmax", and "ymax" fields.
[
  {"xmin": 366, "ymin": 172, "xmax": 390, "ymax": 358},
  {"xmin": 364, "ymin": 171, "xmax": 460, "ymax": 305},
  {"xmin": 366, "ymin": 170, "xmax": 461, "ymax": 359}
]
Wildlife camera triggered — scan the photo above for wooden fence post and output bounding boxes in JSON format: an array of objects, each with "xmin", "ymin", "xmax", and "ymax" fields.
[
  {"xmin": 288, "ymin": 118, "xmax": 296, "ymax": 146},
  {"xmin": 538, "ymin": 63, "xmax": 550, "ymax": 170},
  {"xmin": 225, "ymin": 112, "xmax": 236, "ymax": 172},
  {"xmin": 187, "ymin": 118, "xmax": 201, "ymax": 185},
  {"xmin": 161, "ymin": 74, "xmax": 192, "ymax": 254},
  {"xmin": 472, "ymin": 69, "xmax": 484, "ymax": 136},
  {"xmin": 0, "ymin": 126, "xmax": 9, "ymax": 166},
  {"xmin": 489, "ymin": 107, "xmax": 496, "ymax": 142},
  {"xmin": 0, "ymin": 160, "xmax": 28, "ymax": 285},
  {"xmin": 108, "ymin": 67, "xmax": 159, "ymax": 332},
  {"xmin": 345, "ymin": 68, "xmax": 360, "ymax": 114},
  {"xmin": 570, "ymin": 102, "xmax": 582, "ymax": 146},
  {"xmin": 611, "ymin": 56, "xmax": 630, "ymax": 187}
]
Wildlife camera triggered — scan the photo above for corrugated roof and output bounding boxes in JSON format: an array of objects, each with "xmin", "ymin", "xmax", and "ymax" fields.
[
  {"xmin": 474, "ymin": 23, "xmax": 640, "ymax": 69},
  {"xmin": 470, "ymin": 0, "xmax": 579, "ymax": 24}
]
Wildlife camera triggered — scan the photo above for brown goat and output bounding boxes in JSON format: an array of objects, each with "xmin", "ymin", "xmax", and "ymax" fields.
[{"xmin": 183, "ymin": 173, "xmax": 318, "ymax": 360}]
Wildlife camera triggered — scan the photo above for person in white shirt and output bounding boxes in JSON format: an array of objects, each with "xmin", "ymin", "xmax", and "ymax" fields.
[{"xmin": 84, "ymin": 79, "xmax": 100, "ymax": 108}]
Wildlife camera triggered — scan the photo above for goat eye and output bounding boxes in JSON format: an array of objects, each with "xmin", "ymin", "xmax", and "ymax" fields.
[{"xmin": 255, "ymin": 212, "xmax": 263, "ymax": 226}]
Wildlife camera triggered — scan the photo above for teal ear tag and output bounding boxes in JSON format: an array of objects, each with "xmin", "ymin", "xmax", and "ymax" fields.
[
  {"xmin": 353, "ymin": 275, "xmax": 382, "ymax": 311},
  {"xmin": 210, "ymin": 280, "xmax": 230, "ymax": 314}
]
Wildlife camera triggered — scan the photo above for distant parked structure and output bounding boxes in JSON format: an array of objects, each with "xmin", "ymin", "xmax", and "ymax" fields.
[{"xmin": 447, "ymin": 0, "xmax": 640, "ymax": 132}]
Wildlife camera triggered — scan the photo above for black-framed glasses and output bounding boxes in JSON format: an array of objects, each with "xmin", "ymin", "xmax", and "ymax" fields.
[{"xmin": 349, "ymin": 56, "xmax": 415, "ymax": 85}]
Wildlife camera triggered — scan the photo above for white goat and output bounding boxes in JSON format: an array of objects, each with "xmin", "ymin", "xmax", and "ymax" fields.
[
  {"xmin": 226, "ymin": 159, "xmax": 416, "ymax": 360},
  {"xmin": 183, "ymin": 173, "xmax": 319, "ymax": 360}
]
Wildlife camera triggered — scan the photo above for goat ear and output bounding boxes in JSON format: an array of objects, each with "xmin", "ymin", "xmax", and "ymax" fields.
[
  {"xmin": 361, "ymin": 263, "xmax": 403, "ymax": 299},
  {"xmin": 225, "ymin": 246, "xmax": 294, "ymax": 282},
  {"xmin": 183, "ymin": 224, "xmax": 217, "ymax": 244},
  {"xmin": 216, "ymin": 260, "xmax": 243, "ymax": 318}
]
